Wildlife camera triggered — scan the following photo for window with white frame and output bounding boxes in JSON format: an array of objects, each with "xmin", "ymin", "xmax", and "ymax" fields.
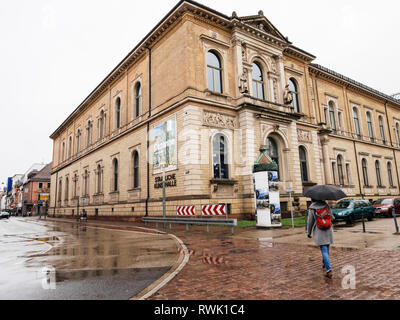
[
  {"xmin": 213, "ymin": 134, "xmax": 229, "ymax": 179},
  {"xmin": 207, "ymin": 51, "xmax": 223, "ymax": 93},
  {"xmin": 252, "ymin": 62, "xmax": 265, "ymax": 100}
]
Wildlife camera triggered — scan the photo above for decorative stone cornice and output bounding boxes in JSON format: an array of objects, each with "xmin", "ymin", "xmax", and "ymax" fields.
[
  {"xmin": 309, "ymin": 64, "xmax": 400, "ymax": 108},
  {"xmin": 49, "ymin": 0, "xmax": 304, "ymax": 140}
]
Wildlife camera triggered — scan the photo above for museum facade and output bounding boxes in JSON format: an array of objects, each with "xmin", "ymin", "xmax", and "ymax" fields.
[{"xmin": 49, "ymin": 0, "xmax": 400, "ymax": 220}]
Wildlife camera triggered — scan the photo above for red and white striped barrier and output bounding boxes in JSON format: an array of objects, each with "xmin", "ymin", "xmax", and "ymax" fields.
[
  {"xmin": 201, "ymin": 204, "xmax": 227, "ymax": 216},
  {"xmin": 177, "ymin": 205, "xmax": 196, "ymax": 216},
  {"xmin": 202, "ymin": 254, "xmax": 228, "ymax": 265},
  {"xmin": 178, "ymin": 248, "xmax": 196, "ymax": 257}
]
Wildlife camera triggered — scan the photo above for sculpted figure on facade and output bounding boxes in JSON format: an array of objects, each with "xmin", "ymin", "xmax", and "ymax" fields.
[
  {"xmin": 283, "ymin": 84, "xmax": 293, "ymax": 105},
  {"xmin": 239, "ymin": 68, "xmax": 249, "ymax": 94}
]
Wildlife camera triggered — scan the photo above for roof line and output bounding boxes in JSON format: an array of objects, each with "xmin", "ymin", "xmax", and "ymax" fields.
[{"xmin": 310, "ymin": 64, "xmax": 400, "ymax": 106}]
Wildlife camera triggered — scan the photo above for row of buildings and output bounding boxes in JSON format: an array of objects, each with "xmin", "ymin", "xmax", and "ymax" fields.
[
  {"xmin": 1, "ymin": 163, "xmax": 52, "ymax": 216},
  {"xmin": 48, "ymin": 0, "xmax": 400, "ymax": 220}
]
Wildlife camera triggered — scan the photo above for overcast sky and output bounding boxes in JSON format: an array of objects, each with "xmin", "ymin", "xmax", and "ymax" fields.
[{"xmin": 0, "ymin": 0, "xmax": 399, "ymax": 186}]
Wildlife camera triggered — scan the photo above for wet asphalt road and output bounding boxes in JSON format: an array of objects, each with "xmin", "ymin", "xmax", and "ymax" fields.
[{"xmin": 0, "ymin": 217, "xmax": 179, "ymax": 300}]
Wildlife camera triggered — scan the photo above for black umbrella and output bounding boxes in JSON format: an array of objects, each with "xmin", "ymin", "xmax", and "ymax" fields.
[{"xmin": 304, "ymin": 184, "xmax": 347, "ymax": 201}]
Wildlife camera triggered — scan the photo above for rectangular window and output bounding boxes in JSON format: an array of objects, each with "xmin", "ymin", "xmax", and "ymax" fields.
[{"xmin": 38, "ymin": 182, "xmax": 43, "ymax": 189}]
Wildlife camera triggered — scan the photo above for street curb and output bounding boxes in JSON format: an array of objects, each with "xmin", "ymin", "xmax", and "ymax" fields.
[
  {"xmin": 130, "ymin": 232, "xmax": 190, "ymax": 300},
  {"xmin": 39, "ymin": 217, "xmax": 190, "ymax": 300}
]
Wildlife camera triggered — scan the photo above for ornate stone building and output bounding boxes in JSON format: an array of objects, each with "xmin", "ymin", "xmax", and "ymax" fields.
[{"xmin": 49, "ymin": 0, "xmax": 400, "ymax": 220}]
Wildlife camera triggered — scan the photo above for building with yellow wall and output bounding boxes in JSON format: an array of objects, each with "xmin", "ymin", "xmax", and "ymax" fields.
[{"xmin": 49, "ymin": 0, "xmax": 400, "ymax": 220}]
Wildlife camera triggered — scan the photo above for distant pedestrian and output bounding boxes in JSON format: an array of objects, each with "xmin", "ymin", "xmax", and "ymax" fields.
[{"xmin": 307, "ymin": 199, "xmax": 335, "ymax": 279}]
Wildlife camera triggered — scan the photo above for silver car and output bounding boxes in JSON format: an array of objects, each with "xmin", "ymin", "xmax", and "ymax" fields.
[{"xmin": 0, "ymin": 212, "xmax": 10, "ymax": 219}]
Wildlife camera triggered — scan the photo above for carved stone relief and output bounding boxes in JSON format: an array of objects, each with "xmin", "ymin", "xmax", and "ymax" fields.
[
  {"xmin": 203, "ymin": 111, "xmax": 236, "ymax": 129},
  {"xmin": 297, "ymin": 129, "xmax": 312, "ymax": 143}
]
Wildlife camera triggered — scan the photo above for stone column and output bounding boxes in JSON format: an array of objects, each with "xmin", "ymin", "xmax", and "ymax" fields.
[
  {"xmin": 232, "ymin": 36, "xmax": 243, "ymax": 98},
  {"xmin": 320, "ymin": 135, "xmax": 332, "ymax": 185}
]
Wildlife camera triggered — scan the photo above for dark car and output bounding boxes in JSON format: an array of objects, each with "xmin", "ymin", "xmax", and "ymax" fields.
[
  {"xmin": 332, "ymin": 199, "xmax": 375, "ymax": 224},
  {"xmin": 373, "ymin": 198, "xmax": 400, "ymax": 217},
  {"xmin": 0, "ymin": 211, "xmax": 10, "ymax": 219}
]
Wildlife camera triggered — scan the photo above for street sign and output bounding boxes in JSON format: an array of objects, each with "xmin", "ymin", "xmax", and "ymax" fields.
[
  {"xmin": 201, "ymin": 204, "xmax": 227, "ymax": 216},
  {"xmin": 177, "ymin": 205, "xmax": 196, "ymax": 216}
]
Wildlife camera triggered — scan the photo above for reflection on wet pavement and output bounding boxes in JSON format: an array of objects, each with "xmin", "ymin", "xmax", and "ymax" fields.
[{"xmin": 0, "ymin": 218, "xmax": 179, "ymax": 300}]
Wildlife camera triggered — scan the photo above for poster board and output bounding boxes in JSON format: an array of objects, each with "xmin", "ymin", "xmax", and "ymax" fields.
[
  {"xmin": 254, "ymin": 170, "xmax": 282, "ymax": 228},
  {"xmin": 152, "ymin": 117, "xmax": 177, "ymax": 174}
]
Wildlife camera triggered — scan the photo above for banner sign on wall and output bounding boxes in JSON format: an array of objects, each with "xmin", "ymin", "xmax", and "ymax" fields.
[{"xmin": 152, "ymin": 117, "xmax": 177, "ymax": 174}]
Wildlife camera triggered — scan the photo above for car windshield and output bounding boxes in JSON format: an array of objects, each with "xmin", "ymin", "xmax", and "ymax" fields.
[
  {"xmin": 374, "ymin": 199, "xmax": 393, "ymax": 205},
  {"xmin": 334, "ymin": 201, "xmax": 352, "ymax": 209}
]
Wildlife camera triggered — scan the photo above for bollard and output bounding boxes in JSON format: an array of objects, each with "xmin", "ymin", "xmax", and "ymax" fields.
[
  {"xmin": 393, "ymin": 207, "xmax": 399, "ymax": 233},
  {"xmin": 361, "ymin": 208, "xmax": 366, "ymax": 233},
  {"xmin": 305, "ymin": 210, "xmax": 308, "ymax": 232}
]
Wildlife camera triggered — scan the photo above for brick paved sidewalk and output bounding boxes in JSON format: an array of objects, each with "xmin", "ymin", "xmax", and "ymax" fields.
[{"xmin": 147, "ymin": 226, "xmax": 400, "ymax": 300}]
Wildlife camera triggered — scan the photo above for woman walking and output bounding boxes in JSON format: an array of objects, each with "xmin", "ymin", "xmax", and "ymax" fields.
[{"xmin": 307, "ymin": 199, "xmax": 335, "ymax": 279}]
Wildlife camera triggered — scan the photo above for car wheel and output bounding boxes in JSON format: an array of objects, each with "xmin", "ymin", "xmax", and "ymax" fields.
[
  {"xmin": 346, "ymin": 214, "xmax": 354, "ymax": 225},
  {"xmin": 367, "ymin": 213, "xmax": 373, "ymax": 221}
]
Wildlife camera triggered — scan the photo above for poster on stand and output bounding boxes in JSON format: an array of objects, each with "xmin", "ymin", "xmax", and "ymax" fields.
[
  {"xmin": 268, "ymin": 171, "xmax": 282, "ymax": 226},
  {"xmin": 254, "ymin": 170, "xmax": 281, "ymax": 228},
  {"xmin": 254, "ymin": 171, "xmax": 271, "ymax": 227}
]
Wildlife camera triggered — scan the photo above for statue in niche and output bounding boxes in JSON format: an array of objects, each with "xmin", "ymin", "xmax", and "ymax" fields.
[
  {"xmin": 241, "ymin": 45, "xmax": 248, "ymax": 63},
  {"xmin": 239, "ymin": 69, "xmax": 249, "ymax": 94},
  {"xmin": 283, "ymin": 84, "xmax": 293, "ymax": 105}
]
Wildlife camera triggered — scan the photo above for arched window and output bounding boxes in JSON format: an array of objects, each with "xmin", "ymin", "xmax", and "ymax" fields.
[
  {"xmin": 68, "ymin": 136, "xmax": 72, "ymax": 158},
  {"xmin": 96, "ymin": 164, "xmax": 102, "ymax": 194},
  {"xmin": 266, "ymin": 137, "xmax": 279, "ymax": 179},
  {"xmin": 73, "ymin": 174, "xmax": 78, "ymax": 198},
  {"xmin": 375, "ymin": 160, "xmax": 382, "ymax": 187},
  {"xmin": 388, "ymin": 162, "xmax": 394, "ymax": 187},
  {"xmin": 353, "ymin": 107, "xmax": 361, "ymax": 139},
  {"xmin": 288, "ymin": 78, "xmax": 300, "ymax": 113},
  {"xmin": 76, "ymin": 129, "xmax": 81, "ymax": 153},
  {"xmin": 337, "ymin": 155, "xmax": 344, "ymax": 186},
  {"xmin": 99, "ymin": 110, "xmax": 105, "ymax": 139},
  {"xmin": 113, "ymin": 159, "xmax": 119, "ymax": 192},
  {"xmin": 58, "ymin": 180, "xmax": 62, "ymax": 205},
  {"xmin": 135, "ymin": 83, "xmax": 142, "ymax": 118},
  {"xmin": 366, "ymin": 111, "xmax": 374, "ymax": 141},
  {"xmin": 299, "ymin": 146, "xmax": 308, "ymax": 182},
  {"xmin": 62, "ymin": 142, "xmax": 65, "ymax": 162},
  {"xmin": 213, "ymin": 134, "xmax": 229, "ymax": 179},
  {"xmin": 207, "ymin": 51, "xmax": 222, "ymax": 93},
  {"xmin": 65, "ymin": 177, "xmax": 69, "ymax": 201},
  {"xmin": 116, "ymin": 97, "xmax": 121, "ymax": 129},
  {"xmin": 133, "ymin": 151, "xmax": 139, "ymax": 188},
  {"xmin": 252, "ymin": 62, "xmax": 265, "ymax": 100},
  {"xmin": 83, "ymin": 169, "xmax": 89, "ymax": 196},
  {"xmin": 86, "ymin": 121, "xmax": 93, "ymax": 148},
  {"xmin": 378, "ymin": 116, "xmax": 386, "ymax": 144},
  {"xmin": 332, "ymin": 162, "xmax": 337, "ymax": 185},
  {"xmin": 329, "ymin": 101, "xmax": 336, "ymax": 132},
  {"xmin": 396, "ymin": 123, "xmax": 400, "ymax": 146},
  {"xmin": 362, "ymin": 159, "xmax": 369, "ymax": 186}
]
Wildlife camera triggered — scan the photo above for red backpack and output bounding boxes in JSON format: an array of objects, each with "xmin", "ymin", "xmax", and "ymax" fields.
[{"xmin": 315, "ymin": 207, "xmax": 332, "ymax": 230}]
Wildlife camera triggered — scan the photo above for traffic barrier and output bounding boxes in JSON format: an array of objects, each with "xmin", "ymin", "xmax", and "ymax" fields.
[
  {"xmin": 177, "ymin": 205, "xmax": 196, "ymax": 216},
  {"xmin": 202, "ymin": 254, "xmax": 228, "ymax": 265},
  {"xmin": 178, "ymin": 248, "xmax": 196, "ymax": 257},
  {"xmin": 201, "ymin": 204, "xmax": 227, "ymax": 216}
]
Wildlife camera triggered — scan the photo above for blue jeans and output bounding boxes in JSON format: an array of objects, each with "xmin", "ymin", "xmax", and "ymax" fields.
[{"xmin": 320, "ymin": 245, "xmax": 332, "ymax": 272}]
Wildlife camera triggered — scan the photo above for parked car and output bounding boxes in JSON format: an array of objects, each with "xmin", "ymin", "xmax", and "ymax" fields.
[
  {"xmin": 373, "ymin": 198, "xmax": 400, "ymax": 217},
  {"xmin": 332, "ymin": 199, "xmax": 375, "ymax": 224},
  {"xmin": 0, "ymin": 212, "xmax": 10, "ymax": 219}
]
